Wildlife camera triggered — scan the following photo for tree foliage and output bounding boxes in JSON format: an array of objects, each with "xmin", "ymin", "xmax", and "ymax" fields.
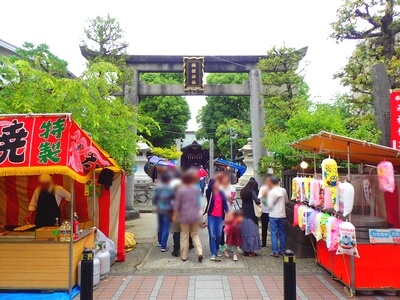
[
  {"xmin": 331, "ymin": 0, "xmax": 400, "ymax": 145},
  {"xmin": 138, "ymin": 73, "xmax": 190, "ymax": 147},
  {"xmin": 151, "ymin": 146, "xmax": 182, "ymax": 160},
  {"xmin": 81, "ymin": 15, "xmax": 190, "ymax": 148},
  {"xmin": 196, "ymin": 73, "xmax": 250, "ymax": 149},
  {"xmin": 81, "ymin": 14, "xmax": 129, "ymax": 57},
  {"xmin": 258, "ymin": 46, "xmax": 311, "ymax": 132},
  {"xmin": 257, "ymin": 46, "xmax": 311, "ymax": 171},
  {"xmin": 0, "ymin": 43, "xmax": 151, "ymax": 173},
  {"xmin": 81, "ymin": 14, "xmax": 132, "ymax": 85},
  {"xmin": 331, "ymin": 0, "xmax": 400, "ymax": 63},
  {"xmin": 215, "ymin": 118, "xmax": 251, "ymax": 159}
]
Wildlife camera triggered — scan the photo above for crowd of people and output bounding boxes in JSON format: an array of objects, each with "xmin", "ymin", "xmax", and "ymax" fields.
[{"xmin": 152, "ymin": 168, "xmax": 289, "ymax": 262}]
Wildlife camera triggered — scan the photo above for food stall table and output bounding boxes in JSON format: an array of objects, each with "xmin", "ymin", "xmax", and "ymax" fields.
[
  {"xmin": 0, "ymin": 114, "xmax": 126, "ymax": 294},
  {"xmin": 290, "ymin": 131, "xmax": 400, "ymax": 296},
  {"xmin": 0, "ymin": 229, "xmax": 94, "ymax": 290}
]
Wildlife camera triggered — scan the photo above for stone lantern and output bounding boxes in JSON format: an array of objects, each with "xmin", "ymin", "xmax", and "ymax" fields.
[{"xmin": 238, "ymin": 138, "xmax": 255, "ymax": 186}]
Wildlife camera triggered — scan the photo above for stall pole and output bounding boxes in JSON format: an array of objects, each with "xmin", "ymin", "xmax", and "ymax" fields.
[
  {"xmin": 93, "ymin": 171, "xmax": 97, "ymax": 227},
  {"xmin": 346, "ymin": 142, "xmax": 356, "ymax": 296},
  {"xmin": 69, "ymin": 183, "xmax": 75, "ymax": 295},
  {"xmin": 313, "ymin": 149, "xmax": 317, "ymax": 176}
]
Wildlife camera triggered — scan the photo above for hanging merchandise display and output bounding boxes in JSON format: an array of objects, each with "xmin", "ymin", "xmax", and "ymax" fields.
[
  {"xmin": 304, "ymin": 177, "xmax": 312, "ymax": 202},
  {"xmin": 298, "ymin": 205, "xmax": 305, "ymax": 230},
  {"xmin": 304, "ymin": 207, "xmax": 313, "ymax": 235},
  {"xmin": 338, "ymin": 181, "xmax": 355, "ymax": 217},
  {"xmin": 313, "ymin": 179, "xmax": 322, "ymax": 206},
  {"xmin": 309, "ymin": 209, "xmax": 318, "ymax": 236},
  {"xmin": 320, "ymin": 213, "xmax": 329, "ymax": 241},
  {"xmin": 322, "ymin": 158, "xmax": 339, "ymax": 188},
  {"xmin": 336, "ymin": 221, "xmax": 360, "ymax": 258},
  {"xmin": 314, "ymin": 212, "xmax": 323, "ymax": 241},
  {"xmin": 325, "ymin": 216, "xmax": 337, "ymax": 250},
  {"xmin": 293, "ymin": 202, "xmax": 301, "ymax": 226},
  {"xmin": 296, "ymin": 177, "xmax": 303, "ymax": 201},
  {"xmin": 328, "ymin": 218, "xmax": 343, "ymax": 252},
  {"xmin": 323, "ymin": 187, "xmax": 334, "ymax": 210},
  {"xmin": 291, "ymin": 177, "xmax": 298, "ymax": 200},
  {"xmin": 377, "ymin": 161, "xmax": 395, "ymax": 193},
  {"xmin": 309, "ymin": 178, "xmax": 316, "ymax": 206}
]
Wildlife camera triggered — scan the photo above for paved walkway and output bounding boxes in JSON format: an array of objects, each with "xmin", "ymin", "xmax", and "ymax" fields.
[{"xmin": 93, "ymin": 275, "xmax": 396, "ymax": 300}]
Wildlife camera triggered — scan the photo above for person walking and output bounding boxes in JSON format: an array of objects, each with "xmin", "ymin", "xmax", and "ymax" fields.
[
  {"xmin": 219, "ymin": 172, "xmax": 235, "ymax": 252},
  {"xmin": 173, "ymin": 171, "xmax": 203, "ymax": 262},
  {"xmin": 258, "ymin": 175, "xmax": 271, "ymax": 247},
  {"xmin": 205, "ymin": 178, "xmax": 229, "ymax": 260},
  {"xmin": 267, "ymin": 175, "xmax": 289, "ymax": 257},
  {"xmin": 153, "ymin": 172, "xmax": 174, "ymax": 252},
  {"xmin": 240, "ymin": 179, "xmax": 261, "ymax": 257}
]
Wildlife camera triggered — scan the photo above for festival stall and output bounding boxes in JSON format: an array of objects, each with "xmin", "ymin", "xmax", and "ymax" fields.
[
  {"xmin": 289, "ymin": 131, "xmax": 400, "ymax": 297},
  {"xmin": 0, "ymin": 114, "xmax": 125, "ymax": 293}
]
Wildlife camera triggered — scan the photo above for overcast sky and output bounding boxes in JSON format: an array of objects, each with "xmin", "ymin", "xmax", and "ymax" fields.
[{"xmin": 1, "ymin": 0, "xmax": 356, "ymax": 130}]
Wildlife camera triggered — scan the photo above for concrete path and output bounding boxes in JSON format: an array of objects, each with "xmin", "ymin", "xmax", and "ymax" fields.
[{"xmin": 93, "ymin": 274, "xmax": 397, "ymax": 300}]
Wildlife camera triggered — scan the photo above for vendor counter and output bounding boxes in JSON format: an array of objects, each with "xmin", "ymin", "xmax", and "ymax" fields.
[{"xmin": 0, "ymin": 229, "xmax": 95, "ymax": 290}]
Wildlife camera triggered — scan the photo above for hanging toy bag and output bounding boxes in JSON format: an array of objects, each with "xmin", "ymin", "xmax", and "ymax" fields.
[
  {"xmin": 309, "ymin": 178, "xmax": 316, "ymax": 206},
  {"xmin": 336, "ymin": 221, "xmax": 360, "ymax": 258},
  {"xmin": 293, "ymin": 202, "xmax": 301, "ymax": 226},
  {"xmin": 322, "ymin": 158, "xmax": 339, "ymax": 188},
  {"xmin": 377, "ymin": 161, "xmax": 395, "ymax": 193},
  {"xmin": 339, "ymin": 181, "xmax": 355, "ymax": 217},
  {"xmin": 315, "ymin": 212, "xmax": 323, "ymax": 241}
]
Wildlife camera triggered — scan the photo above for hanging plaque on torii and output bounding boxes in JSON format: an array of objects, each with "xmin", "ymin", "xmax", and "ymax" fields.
[{"xmin": 183, "ymin": 57, "xmax": 204, "ymax": 91}]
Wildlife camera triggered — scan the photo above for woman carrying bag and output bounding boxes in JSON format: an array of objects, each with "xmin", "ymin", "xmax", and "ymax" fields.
[{"xmin": 240, "ymin": 178, "xmax": 262, "ymax": 257}]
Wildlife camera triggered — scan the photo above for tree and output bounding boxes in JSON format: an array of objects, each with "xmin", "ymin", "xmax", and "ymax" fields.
[
  {"xmin": 256, "ymin": 46, "xmax": 310, "ymax": 172},
  {"xmin": 81, "ymin": 14, "xmax": 129, "ymax": 57},
  {"xmin": 258, "ymin": 46, "xmax": 310, "ymax": 132},
  {"xmin": 81, "ymin": 16, "xmax": 190, "ymax": 147},
  {"xmin": 214, "ymin": 118, "xmax": 251, "ymax": 159},
  {"xmin": 138, "ymin": 73, "xmax": 190, "ymax": 147},
  {"xmin": 0, "ymin": 43, "xmax": 151, "ymax": 173},
  {"xmin": 196, "ymin": 73, "xmax": 249, "ymax": 144},
  {"xmin": 261, "ymin": 104, "xmax": 348, "ymax": 171},
  {"xmin": 331, "ymin": 1, "xmax": 400, "ymax": 144},
  {"xmin": 331, "ymin": 0, "xmax": 400, "ymax": 67},
  {"xmin": 81, "ymin": 15, "xmax": 131, "ymax": 85}
]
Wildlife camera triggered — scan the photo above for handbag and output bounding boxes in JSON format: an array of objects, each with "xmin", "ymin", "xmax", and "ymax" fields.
[{"xmin": 253, "ymin": 199, "xmax": 263, "ymax": 218}]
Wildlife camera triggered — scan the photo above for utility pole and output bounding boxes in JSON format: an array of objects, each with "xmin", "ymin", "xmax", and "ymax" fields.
[
  {"xmin": 230, "ymin": 128, "xmax": 233, "ymax": 162},
  {"xmin": 209, "ymin": 139, "xmax": 214, "ymax": 178}
]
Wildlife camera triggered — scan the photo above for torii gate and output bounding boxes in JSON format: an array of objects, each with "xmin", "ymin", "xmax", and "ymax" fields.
[{"xmin": 81, "ymin": 50, "xmax": 307, "ymax": 215}]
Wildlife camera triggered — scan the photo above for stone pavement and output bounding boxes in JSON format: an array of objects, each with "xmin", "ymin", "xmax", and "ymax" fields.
[
  {"xmin": 111, "ymin": 213, "xmax": 322, "ymax": 275},
  {"xmin": 93, "ymin": 274, "xmax": 397, "ymax": 300}
]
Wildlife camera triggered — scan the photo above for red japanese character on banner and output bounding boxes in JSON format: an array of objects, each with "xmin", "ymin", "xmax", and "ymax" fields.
[
  {"xmin": 390, "ymin": 91, "xmax": 400, "ymax": 149},
  {"xmin": 68, "ymin": 129, "xmax": 109, "ymax": 173},
  {"xmin": 0, "ymin": 120, "xmax": 28, "ymax": 164}
]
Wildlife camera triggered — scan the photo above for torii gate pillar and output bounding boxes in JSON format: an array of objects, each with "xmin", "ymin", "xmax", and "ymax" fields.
[{"xmin": 249, "ymin": 69, "xmax": 266, "ymax": 185}]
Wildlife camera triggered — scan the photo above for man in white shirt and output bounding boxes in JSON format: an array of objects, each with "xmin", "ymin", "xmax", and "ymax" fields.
[
  {"xmin": 267, "ymin": 175, "xmax": 288, "ymax": 257},
  {"xmin": 258, "ymin": 175, "xmax": 271, "ymax": 247},
  {"xmin": 25, "ymin": 175, "xmax": 71, "ymax": 227}
]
